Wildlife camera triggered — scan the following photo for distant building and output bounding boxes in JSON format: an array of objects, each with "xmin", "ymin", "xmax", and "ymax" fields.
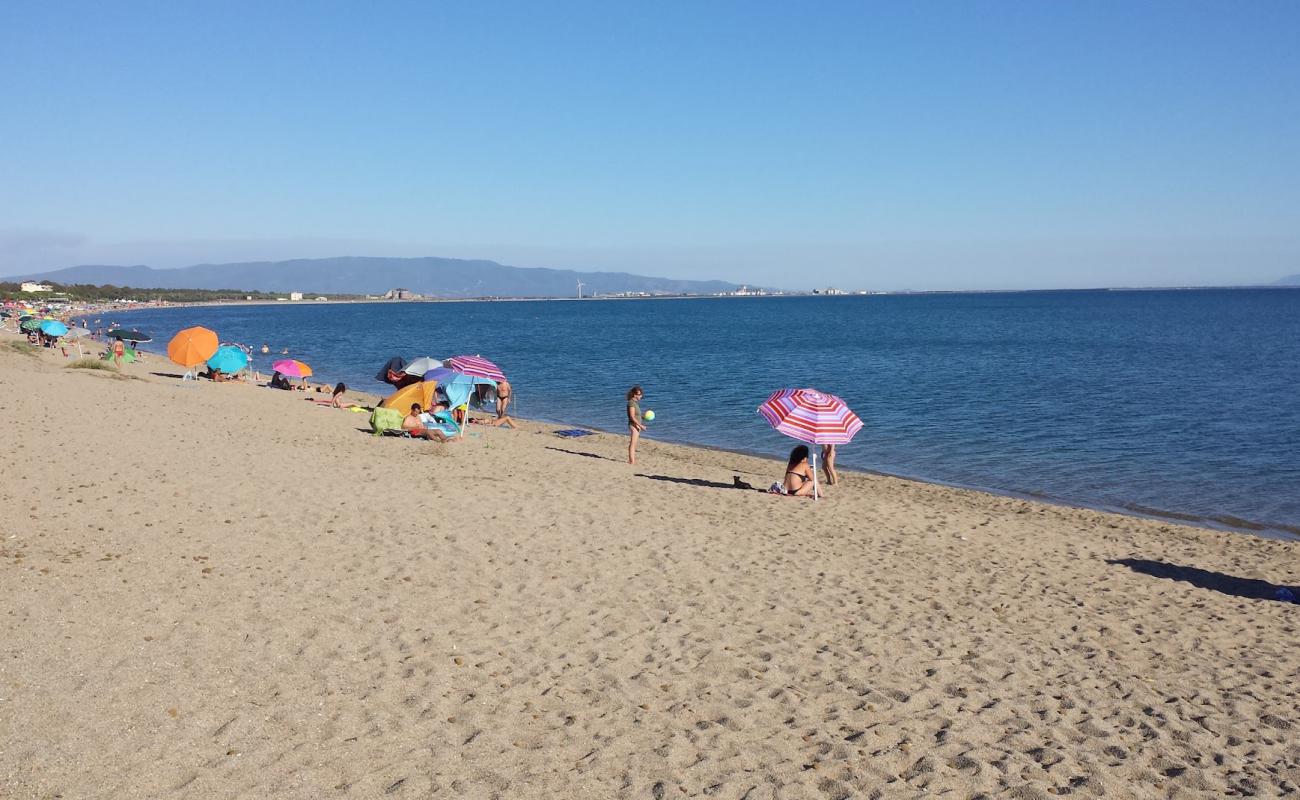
[
  {"xmin": 813, "ymin": 287, "xmax": 847, "ymax": 296},
  {"xmin": 383, "ymin": 288, "xmax": 422, "ymax": 300},
  {"xmin": 315, "ymin": 296, "xmax": 328, "ymax": 301},
  {"xmin": 289, "ymin": 292, "xmax": 304, "ymax": 301},
  {"xmin": 20, "ymin": 281, "xmax": 52, "ymax": 293}
]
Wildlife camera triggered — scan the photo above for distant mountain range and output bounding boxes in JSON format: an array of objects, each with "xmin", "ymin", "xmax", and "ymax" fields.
[
  {"xmin": 13, "ymin": 256, "xmax": 744, "ymax": 298},
  {"xmin": 1277, "ymin": 274, "xmax": 1300, "ymax": 286}
]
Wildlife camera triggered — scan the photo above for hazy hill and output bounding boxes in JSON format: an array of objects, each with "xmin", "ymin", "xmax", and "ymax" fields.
[
  {"xmin": 1277, "ymin": 274, "xmax": 1300, "ymax": 286},
  {"xmin": 17, "ymin": 256, "xmax": 743, "ymax": 298}
]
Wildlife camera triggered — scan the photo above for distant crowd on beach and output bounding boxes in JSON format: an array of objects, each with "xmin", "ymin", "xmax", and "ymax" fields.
[{"xmin": 6, "ymin": 303, "xmax": 855, "ymax": 500}]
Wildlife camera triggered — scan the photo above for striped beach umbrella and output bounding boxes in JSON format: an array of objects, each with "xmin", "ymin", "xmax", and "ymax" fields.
[
  {"xmin": 757, "ymin": 388, "xmax": 862, "ymax": 500},
  {"xmin": 758, "ymin": 388, "xmax": 862, "ymax": 445},
  {"xmin": 447, "ymin": 355, "xmax": 506, "ymax": 382}
]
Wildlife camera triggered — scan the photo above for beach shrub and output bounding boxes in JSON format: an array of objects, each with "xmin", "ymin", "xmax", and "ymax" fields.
[
  {"xmin": 66, "ymin": 358, "xmax": 119, "ymax": 372},
  {"xmin": 4, "ymin": 341, "xmax": 39, "ymax": 356}
]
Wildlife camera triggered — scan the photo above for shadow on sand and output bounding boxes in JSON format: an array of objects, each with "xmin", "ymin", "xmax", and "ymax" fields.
[
  {"xmin": 636, "ymin": 473, "xmax": 765, "ymax": 491},
  {"xmin": 1107, "ymin": 558, "xmax": 1297, "ymax": 604},
  {"xmin": 544, "ymin": 446, "xmax": 622, "ymax": 462}
]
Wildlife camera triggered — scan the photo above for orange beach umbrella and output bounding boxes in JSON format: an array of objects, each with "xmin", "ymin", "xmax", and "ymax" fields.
[{"xmin": 167, "ymin": 326, "xmax": 220, "ymax": 367}]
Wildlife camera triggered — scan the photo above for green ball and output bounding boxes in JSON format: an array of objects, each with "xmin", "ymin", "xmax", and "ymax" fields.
[{"xmin": 642, "ymin": 409, "xmax": 655, "ymax": 421}]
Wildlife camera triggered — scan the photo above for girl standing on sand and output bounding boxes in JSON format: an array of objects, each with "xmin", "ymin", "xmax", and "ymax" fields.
[
  {"xmin": 821, "ymin": 444, "xmax": 838, "ymax": 485},
  {"xmin": 626, "ymin": 385, "xmax": 646, "ymax": 465}
]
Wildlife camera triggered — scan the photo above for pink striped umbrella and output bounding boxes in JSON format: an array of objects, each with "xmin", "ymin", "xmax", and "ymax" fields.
[
  {"xmin": 758, "ymin": 388, "xmax": 861, "ymax": 500},
  {"xmin": 757, "ymin": 388, "xmax": 862, "ymax": 445},
  {"xmin": 447, "ymin": 355, "xmax": 506, "ymax": 382}
]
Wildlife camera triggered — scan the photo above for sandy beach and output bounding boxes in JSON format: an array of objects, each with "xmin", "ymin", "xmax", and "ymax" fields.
[{"xmin": 1, "ymin": 339, "xmax": 1297, "ymax": 799}]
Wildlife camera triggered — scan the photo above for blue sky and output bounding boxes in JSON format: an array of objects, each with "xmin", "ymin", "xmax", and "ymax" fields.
[{"xmin": 2, "ymin": 1, "xmax": 1297, "ymax": 289}]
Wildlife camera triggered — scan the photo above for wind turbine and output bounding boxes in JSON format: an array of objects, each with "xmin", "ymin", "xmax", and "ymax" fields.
[{"xmin": 576, "ymin": 280, "xmax": 585, "ymax": 299}]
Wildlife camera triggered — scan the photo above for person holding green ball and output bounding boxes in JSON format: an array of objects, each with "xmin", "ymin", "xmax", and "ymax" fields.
[{"xmin": 626, "ymin": 385, "xmax": 647, "ymax": 465}]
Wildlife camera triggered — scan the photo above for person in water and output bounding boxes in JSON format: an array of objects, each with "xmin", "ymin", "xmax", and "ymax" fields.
[
  {"xmin": 783, "ymin": 445, "xmax": 817, "ymax": 497},
  {"xmin": 626, "ymin": 385, "xmax": 646, "ymax": 465}
]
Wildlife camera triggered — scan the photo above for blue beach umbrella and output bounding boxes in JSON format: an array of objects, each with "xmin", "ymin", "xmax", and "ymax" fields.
[
  {"xmin": 422, "ymin": 367, "xmax": 456, "ymax": 384},
  {"xmin": 438, "ymin": 372, "xmax": 496, "ymax": 410},
  {"xmin": 207, "ymin": 345, "xmax": 249, "ymax": 374},
  {"xmin": 39, "ymin": 320, "xmax": 68, "ymax": 336}
]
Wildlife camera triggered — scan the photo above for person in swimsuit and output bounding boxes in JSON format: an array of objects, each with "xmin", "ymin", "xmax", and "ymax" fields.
[
  {"xmin": 402, "ymin": 403, "xmax": 452, "ymax": 442},
  {"xmin": 783, "ymin": 445, "xmax": 817, "ymax": 497},
  {"xmin": 821, "ymin": 444, "xmax": 838, "ymax": 485},
  {"xmin": 495, "ymin": 379, "xmax": 512, "ymax": 414},
  {"xmin": 626, "ymin": 385, "xmax": 646, "ymax": 465}
]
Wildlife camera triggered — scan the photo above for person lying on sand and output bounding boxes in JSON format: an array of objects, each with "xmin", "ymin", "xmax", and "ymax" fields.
[{"xmin": 306, "ymin": 383, "xmax": 360, "ymax": 409}]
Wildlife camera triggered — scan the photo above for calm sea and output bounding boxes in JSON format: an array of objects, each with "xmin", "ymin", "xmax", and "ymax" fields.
[{"xmin": 113, "ymin": 289, "xmax": 1300, "ymax": 539}]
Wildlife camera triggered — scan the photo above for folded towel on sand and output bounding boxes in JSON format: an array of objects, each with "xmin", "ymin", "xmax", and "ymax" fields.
[{"xmin": 554, "ymin": 429, "xmax": 594, "ymax": 438}]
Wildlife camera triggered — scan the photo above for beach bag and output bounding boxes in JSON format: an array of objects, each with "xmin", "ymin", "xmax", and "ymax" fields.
[{"xmin": 369, "ymin": 407, "xmax": 405, "ymax": 436}]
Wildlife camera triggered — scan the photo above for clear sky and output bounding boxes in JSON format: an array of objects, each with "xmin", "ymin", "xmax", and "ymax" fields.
[{"xmin": 2, "ymin": 1, "xmax": 1297, "ymax": 290}]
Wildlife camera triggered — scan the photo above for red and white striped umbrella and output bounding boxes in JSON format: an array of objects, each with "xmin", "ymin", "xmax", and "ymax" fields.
[
  {"xmin": 757, "ymin": 388, "xmax": 862, "ymax": 445},
  {"xmin": 446, "ymin": 355, "xmax": 506, "ymax": 382}
]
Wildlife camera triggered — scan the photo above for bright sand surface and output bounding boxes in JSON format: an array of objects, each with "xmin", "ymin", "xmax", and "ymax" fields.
[{"xmin": 1, "ymin": 340, "xmax": 1297, "ymax": 799}]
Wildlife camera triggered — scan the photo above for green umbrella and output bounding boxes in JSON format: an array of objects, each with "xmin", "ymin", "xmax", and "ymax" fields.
[
  {"xmin": 20, "ymin": 319, "xmax": 42, "ymax": 331},
  {"xmin": 102, "ymin": 347, "xmax": 137, "ymax": 364}
]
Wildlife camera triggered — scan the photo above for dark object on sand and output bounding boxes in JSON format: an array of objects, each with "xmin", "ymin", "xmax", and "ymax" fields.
[{"xmin": 733, "ymin": 476, "xmax": 756, "ymax": 490}]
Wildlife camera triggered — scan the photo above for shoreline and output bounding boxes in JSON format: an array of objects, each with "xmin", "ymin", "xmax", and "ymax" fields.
[
  {"xmin": 102, "ymin": 320, "xmax": 1300, "ymax": 544},
  {"xmin": 525, "ymin": 413, "xmax": 1300, "ymax": 543}
]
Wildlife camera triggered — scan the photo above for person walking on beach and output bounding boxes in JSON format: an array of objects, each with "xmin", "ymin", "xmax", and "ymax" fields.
[
  {"xmin": 821, "ymin": 444, "xmax": 838, "ymax": 485},
  {"xmin": 111, "ymin": 337, "xmax": 125, "ymax": 366},
  {"xmin": 626, "ymin": 385, "xmax": 646, "ymax": 465}
]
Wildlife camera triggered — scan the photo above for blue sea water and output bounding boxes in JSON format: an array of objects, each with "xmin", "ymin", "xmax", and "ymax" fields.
[{"xmin": 112, "ymin": 289, "xmax": 1300, "ymax": 538}]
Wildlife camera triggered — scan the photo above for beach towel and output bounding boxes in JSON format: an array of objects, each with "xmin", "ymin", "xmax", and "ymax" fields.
[
  {"xmin": 369, "ymin": 407, "xmax": 405, "ymax": 436},
  {"xmin": 554, "ymin": 429, "xmax": 594, "ymax": 438},
  {"xmin": 421, "ymin": 410, "xmax": 461, "ymax": 437}
]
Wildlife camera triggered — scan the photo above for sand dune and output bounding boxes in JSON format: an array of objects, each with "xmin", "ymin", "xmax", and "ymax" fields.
[{"xmin": 1, "ymin": 340, "xmax": 1297, "ymax": 799}]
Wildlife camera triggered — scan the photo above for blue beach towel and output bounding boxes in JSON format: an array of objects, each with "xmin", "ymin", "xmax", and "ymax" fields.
[{"xmin": 554, "ymin": 429, "xmax": 594, "ymax": 438}]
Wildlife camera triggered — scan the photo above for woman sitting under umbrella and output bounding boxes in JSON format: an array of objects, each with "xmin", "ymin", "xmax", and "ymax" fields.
[{"xmin": 781, "ymin": 446, "xmax": 817, "ymax": 497}]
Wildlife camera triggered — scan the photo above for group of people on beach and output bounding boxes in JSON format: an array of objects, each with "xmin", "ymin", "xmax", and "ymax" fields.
[{"xmin": 626, "ymin": 384, "xmax": 838, "ymax": 495}]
